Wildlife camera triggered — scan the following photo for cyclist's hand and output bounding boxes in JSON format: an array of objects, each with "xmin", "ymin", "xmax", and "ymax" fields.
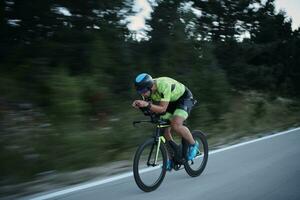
[
  {"xmin": 132, "ymin": 100, "xmax": 139, "ymax": 108},
  {"xmin": 132, "ymin": 100, "xmax": 148, "ymax": 108}
]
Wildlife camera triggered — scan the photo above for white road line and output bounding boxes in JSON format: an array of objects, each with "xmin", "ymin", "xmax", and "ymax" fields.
[
  {"xmin": 209, "ymin": 127, "xmax": 300, "ymax": 155},
  {"xmin": 28, "ymin": 127, "xmax": 300, "ymax": 200},
  {"xmin": 28, "ymin": 172, "xmax": 133, "ymax": 200}
]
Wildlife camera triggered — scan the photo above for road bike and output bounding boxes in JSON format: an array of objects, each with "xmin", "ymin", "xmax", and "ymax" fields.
[{"xmin": 132, "ymin": 107, "xmax": 209, "ymax": 192}]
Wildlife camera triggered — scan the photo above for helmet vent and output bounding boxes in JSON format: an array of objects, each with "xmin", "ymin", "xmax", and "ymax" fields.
[{"xmin": 135, "ymin": 73, "xmax": 147, "ymax": 83}]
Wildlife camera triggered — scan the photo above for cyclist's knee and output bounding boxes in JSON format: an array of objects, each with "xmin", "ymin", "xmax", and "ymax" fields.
[{"xmin": 170, "ymin": 120, "xmax": 183, "ymax": 133}]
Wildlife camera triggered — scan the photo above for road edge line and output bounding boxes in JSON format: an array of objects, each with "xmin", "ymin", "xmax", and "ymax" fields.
[{"xmin": 28, "ymin": 126, "xmax": 300, "ymax": 200}]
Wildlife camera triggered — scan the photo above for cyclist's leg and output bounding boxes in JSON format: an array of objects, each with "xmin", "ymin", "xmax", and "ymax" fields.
[
  {"xmin": 171, "ymin": 114, "xmax": 195, "ymax": 145},
  {"xmin": 161, "ymin": 113, "xmax": 175, "ymax": 167},
  {"xmin": 171, "ymin": 113, "xmax": 199, "ymax": 160},
  {"xmin": 171, "ymin": 88, "xmax": 198, "ymax": 159},
  {"xmin": 163, "ymin": 127, "xmax": 175, "ymax": 171},
  {"xmin": 170, "ymin": 93, "xmax": 196, "ymax": 145},
  {"xmin": 164, "ymin": 127, "xmax": 173, "ymax": 141},
  {"xmin": 160, "ymin": 112, "xmax": 174, "ymax": 141}
]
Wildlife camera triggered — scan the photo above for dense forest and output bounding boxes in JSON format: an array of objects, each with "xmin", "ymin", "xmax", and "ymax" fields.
[{"xmin": 1, "ymin": 0, "xmax": 300, "ymax": 192}]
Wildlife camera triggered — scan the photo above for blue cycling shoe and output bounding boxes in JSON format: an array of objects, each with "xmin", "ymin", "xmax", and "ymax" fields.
[
  {"xmin": 187, "ymin": 141, "xmax": 199, "ymax": 161},
  {"xmin": 166, "ymin": 159, "xmax": 173, "ymax": 171}
]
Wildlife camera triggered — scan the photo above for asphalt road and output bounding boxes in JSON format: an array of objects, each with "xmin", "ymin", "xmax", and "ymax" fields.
[{"xmin": 25, "ymin": 128, "xmax": 300, "ymax": 200}]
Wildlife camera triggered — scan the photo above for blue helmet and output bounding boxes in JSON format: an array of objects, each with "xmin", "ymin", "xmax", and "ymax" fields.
[{"xmin": 134, "ymin": 73, "xmax": 154, "ymax": 94}]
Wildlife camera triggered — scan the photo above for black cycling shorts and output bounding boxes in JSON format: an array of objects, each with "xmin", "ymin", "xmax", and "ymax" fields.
[{"xmin": 163, "ymin": 88, "xmax": 195, "ymax": 120}]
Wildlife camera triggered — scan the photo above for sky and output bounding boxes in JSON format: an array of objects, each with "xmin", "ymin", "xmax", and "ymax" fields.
[
  {"xmin": 123, "ymin": 0, "xmax": 157, "ymax": 41},
  {"xmin": 126, "ymin": 0, "xmax": 154, "ymax": 31},
  {"xmin": 52, "ymin": 0, "xmax": 300, "ymax": 33},
  {"xmin": 275, "ymin": 0, "xmax": 300, "ymax": 30},
  {"xmin": 126, "ymin": 0, "xmax": 300, "ymax": 38}
]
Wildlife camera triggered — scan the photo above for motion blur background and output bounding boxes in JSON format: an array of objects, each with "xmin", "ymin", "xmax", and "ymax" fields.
[{"xmin": 1, "ymin": 0, "xmax": 300, "ymax": 198}]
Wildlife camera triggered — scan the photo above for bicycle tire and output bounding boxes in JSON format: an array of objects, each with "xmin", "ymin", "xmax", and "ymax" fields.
[
  {"xmin": 184, "ymin": 130, "xmax": 209, "ymax": 177},
  {"xmin": 133, "ymin": 138, "xmax": 168, "ymax": 192}
]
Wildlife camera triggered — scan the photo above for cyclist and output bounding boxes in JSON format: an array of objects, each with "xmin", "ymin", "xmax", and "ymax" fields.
[{"xmin": 132, "ymin": 73, "xmax": 199, "ymax": 170}]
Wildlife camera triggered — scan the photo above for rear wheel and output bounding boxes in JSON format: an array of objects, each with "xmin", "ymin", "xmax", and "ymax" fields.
[
  {"xmin": 184, "ymin": 130, "xmax": 209, "ymax": 177},
  {"xmin": 133, "ymin": 138, "xmax": 167, "ymax": 192}
]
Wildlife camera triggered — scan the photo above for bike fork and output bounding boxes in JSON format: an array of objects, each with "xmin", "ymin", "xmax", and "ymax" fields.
[{"xmin": 154, "ymin": 136, "xmax": 166, "ymax": 165}]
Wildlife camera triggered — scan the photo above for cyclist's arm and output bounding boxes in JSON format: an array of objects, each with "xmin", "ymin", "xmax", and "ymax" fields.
[
  {"xmin": 149, "ymin": 81, "xmax": 172, "ymax": 113},
  {"xmin": 148, "ymin": 101, "xmax": 168, "ymax": 114}
]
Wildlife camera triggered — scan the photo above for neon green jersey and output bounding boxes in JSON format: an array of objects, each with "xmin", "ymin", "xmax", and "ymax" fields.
[{"xmin": 151, "ymin": 77, "xmax": 185, "ymax": 102}]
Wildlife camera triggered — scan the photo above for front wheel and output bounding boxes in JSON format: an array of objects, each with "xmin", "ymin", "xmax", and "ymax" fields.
[
  {"xmin": 133, "ymin": 138, "xmax": 168, "ymax": 192},
  {"xmin": 184, "ymin": 130, "xmax": 209, "ymax": 177}
]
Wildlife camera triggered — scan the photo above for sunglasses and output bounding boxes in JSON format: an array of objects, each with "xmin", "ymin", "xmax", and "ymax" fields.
[{"xmin": 137, "ymin": 88, "xmax": 150, "ymax": 95}]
